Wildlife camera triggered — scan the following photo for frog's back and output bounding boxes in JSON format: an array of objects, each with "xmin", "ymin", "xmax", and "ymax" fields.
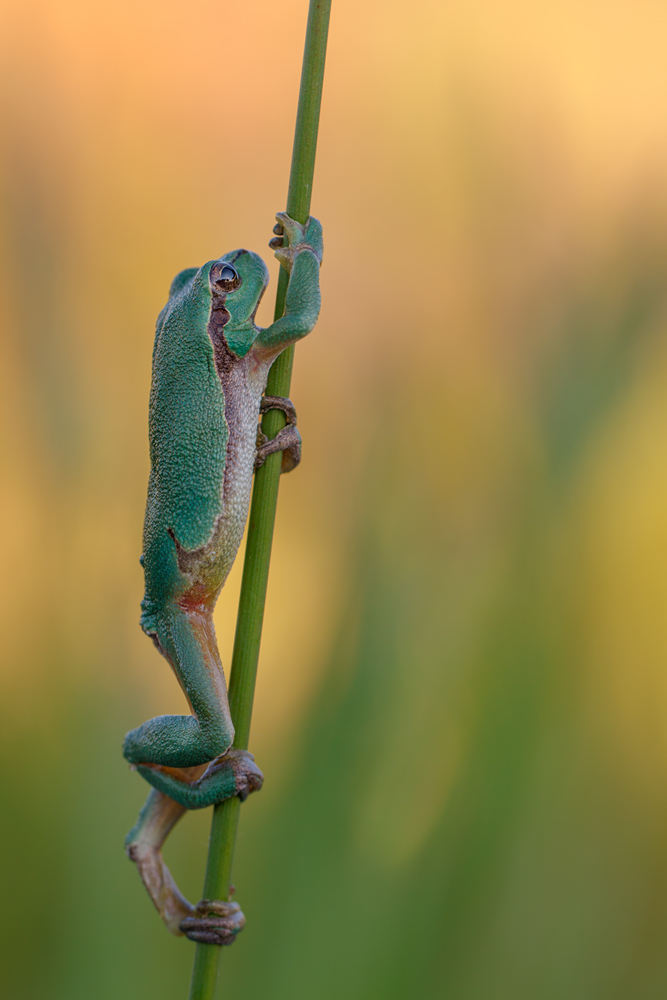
[{"xmin": 141, "ymin": 266, "xmax": 228, "ymax": 627}]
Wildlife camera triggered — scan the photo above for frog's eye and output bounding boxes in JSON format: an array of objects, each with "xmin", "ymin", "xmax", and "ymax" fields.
[{"xmin": 212, "ymin": 262, "xmax": 241, "ymax": 292}]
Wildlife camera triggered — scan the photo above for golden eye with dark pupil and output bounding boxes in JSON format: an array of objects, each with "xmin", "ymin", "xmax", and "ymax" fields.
[{"xmin": 212, "ymin": 263, "xmax": 240, "ymax": 291}]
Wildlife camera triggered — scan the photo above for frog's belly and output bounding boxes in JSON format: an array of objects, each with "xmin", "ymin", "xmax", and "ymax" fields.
[{"xmin": 181, "ymin": 357, "xmax": 267, "ymax": 599}]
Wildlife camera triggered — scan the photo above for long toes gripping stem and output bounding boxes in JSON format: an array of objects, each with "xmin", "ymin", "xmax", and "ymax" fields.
[
  {"xmin": 180, "ymin": 899, "xmax": 245, "ymax": 945},
  {"xmin": 255, "ymin": 395, "xmax": 302, "ymax": 473},
  {"xmin": 260, "ymin": 394, "xmax": 297, "ymax": 423}
]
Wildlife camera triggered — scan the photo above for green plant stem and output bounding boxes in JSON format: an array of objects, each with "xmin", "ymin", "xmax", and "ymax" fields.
[{"xmin": 188, "ymin": 2, "xmax": 331, "ymax": 997}]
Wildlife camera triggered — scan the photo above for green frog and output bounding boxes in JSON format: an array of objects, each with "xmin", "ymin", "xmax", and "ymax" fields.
[{"xmin": 124, "ymin": 212, "xmax": 323, "ymax": 945}]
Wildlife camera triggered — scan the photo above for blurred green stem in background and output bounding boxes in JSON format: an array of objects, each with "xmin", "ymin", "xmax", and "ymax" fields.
[{"xmin": 188, "ymin": 1, "xmax": 332, "ymax": 997}]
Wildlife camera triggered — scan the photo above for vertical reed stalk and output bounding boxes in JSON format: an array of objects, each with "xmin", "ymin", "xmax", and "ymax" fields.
[{"xmin": 188, "ymin": 2, "xmax": 331, "ymax": 996}]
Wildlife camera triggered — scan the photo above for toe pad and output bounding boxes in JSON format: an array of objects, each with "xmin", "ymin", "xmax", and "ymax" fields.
[{"xmin": 180, "ymin": 899, "xmax": 245, "ymax": 945}]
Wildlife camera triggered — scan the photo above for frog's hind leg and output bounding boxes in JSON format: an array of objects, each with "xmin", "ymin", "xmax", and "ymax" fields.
[
  {"xmin": 126, "ymin": 783, "xmax": 247, "ymax": 944},
  {"xmin": 136, "ymin": 747, "xmax": 263, "ymax": 810},
  {"xmin": 125, "ymin": 787, "xmax": 194, "ymax": 935},
  {"xmin": 123, "ymin": 608, "xmax": 235, "ymax": 768}
]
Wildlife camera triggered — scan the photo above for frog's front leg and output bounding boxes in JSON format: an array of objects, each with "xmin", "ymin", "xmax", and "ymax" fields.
[
  {"xmin": 126, "ymin": 785, "xmax": 246, "ymax": 944},
  {"xmin": 257, "ymin": 213, "xmax": 323, "ymax": 354}
]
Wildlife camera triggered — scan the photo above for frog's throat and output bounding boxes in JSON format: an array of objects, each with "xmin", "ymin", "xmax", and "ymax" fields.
[{"xmin": 207, "ymin": 290, "xmax": 255, "ymax": 535}]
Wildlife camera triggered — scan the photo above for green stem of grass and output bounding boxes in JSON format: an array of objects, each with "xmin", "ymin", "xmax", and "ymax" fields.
[{"xmin": 187, "ymin": 2, "xmax": 331, "ymax": 997}]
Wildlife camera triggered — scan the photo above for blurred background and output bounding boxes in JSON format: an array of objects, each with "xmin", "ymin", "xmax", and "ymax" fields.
[{"xmin": 2, "ymin": 0, "xmax": 667, "ymax": 996}]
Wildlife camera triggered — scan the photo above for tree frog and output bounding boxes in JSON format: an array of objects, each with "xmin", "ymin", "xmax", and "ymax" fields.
[{"xmin": 124, "ymin": 213, "xmax": 323, "ymax": 945}]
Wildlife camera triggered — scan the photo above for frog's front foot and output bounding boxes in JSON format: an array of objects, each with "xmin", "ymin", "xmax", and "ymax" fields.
[
  {"xmin": 136, "ymin": 748, "xmax": 264, "ymax": 809},
  {"xmin": 180, "ymin": 899, "xmax": 245, "ymax": 945},
  {"xmin": 255, "ymin": 395, "xmax": 301, "ymax": 473},
  {"xmin": 268, "ymin": 212, "xmax": 323, "ymax": 271}
]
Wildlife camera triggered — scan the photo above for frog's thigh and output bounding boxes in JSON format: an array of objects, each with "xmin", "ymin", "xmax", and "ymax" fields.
[
  {"xmin": 166, "ymin": 610, "xmax": 231, "ymax": 728},
  {"xmin": 125, "ymin": 787, "xmax": 195, "ymax": 935},
  {"xmin": 124, "ymin": 607, "xmax": 234, "ymax": 768}
]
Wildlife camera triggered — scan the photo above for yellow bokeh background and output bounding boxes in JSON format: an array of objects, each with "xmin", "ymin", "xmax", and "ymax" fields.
[{"xmin": 2, "ymin": 1, "xmax": 667, "ymax": 997}]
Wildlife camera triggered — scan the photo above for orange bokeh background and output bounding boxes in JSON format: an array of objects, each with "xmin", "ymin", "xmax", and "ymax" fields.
[{"xmin": 2, "ymin": 2, "xmax": 667, "ymax": 997}]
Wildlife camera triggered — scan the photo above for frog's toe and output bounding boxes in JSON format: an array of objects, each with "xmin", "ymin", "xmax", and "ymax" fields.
[
  {"xmin": 255, "ymin": 425, "xmax": 302, "ymax": 474},
  {"xmin": 255, "ymin": 397, "xmax": 301, "ymax": 473},
  {"xmin": 269, "ymin": 219, "xmax": 285, "ymax": 250},
  {"xmin": 275, "ymin": 211, "xmax": 301, "ymax": 238},
  {"xmin": 209, "ymin": 748, "xmax": 264, "ymax": 801},
  {"xmin": 180, "ymin": 899, "xmax": 245, "ymax": 945}
]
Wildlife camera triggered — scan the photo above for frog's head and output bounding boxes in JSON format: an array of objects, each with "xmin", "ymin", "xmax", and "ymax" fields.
[{"xmin": 207, "ymin": 249, "xmax": 269, "ymax": 358}]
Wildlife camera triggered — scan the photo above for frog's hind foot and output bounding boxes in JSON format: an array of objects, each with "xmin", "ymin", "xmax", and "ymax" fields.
[
  {"xmin": 180, "ymin": 899, "xmax": 245, "ymax": 945},
  {"xmin": 255, "ymin": 395, "xmax": 301, "ymax": 473},
  {"xmin": 136, "ymin": 748, "xmax": 264, "ymax": 809}
]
